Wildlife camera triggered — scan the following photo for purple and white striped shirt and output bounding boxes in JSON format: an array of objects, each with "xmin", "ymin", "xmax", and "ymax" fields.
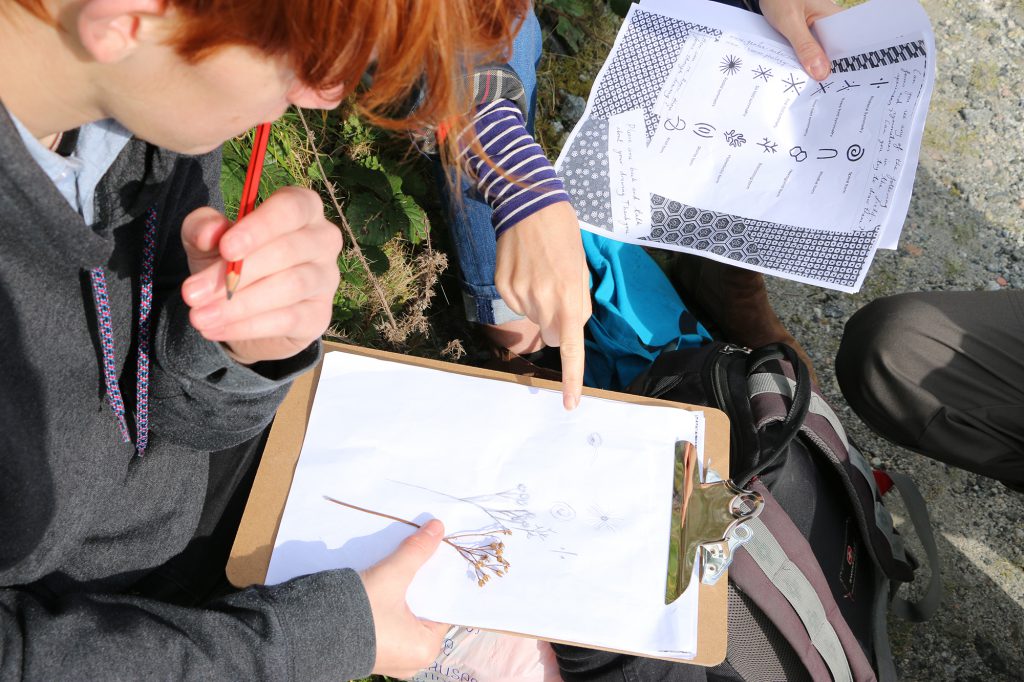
[{"xmin": 463, "ymin": 98, "xmax": 571, "ymax": 238}]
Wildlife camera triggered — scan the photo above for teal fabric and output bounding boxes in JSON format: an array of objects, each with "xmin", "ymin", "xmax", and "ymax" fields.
[{"xmin": 583, "ymin": 231, "xmax": 711, "ymax": 391}]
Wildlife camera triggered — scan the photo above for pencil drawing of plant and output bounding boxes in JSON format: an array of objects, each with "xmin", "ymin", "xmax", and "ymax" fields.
[
  {"xmin": 392, "ymin": 480, "xmax": 554, "ymax": 539},
  {"xmin": 323, "ymin": 496, "xmax": 510, "ymax": 587}
]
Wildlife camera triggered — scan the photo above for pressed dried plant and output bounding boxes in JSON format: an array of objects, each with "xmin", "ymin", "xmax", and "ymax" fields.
[{"xmin": 323, "ymin": 496, "xmax": 510, "ymax": 587}]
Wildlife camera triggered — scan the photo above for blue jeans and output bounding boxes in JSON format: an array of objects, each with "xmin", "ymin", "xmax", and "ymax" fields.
[{"xmin": 442, "ymin": 11, "xmax": 543, "ymax": 325}]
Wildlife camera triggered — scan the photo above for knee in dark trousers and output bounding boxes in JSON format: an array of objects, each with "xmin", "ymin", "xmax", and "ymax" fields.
[
  {"xmin": 835, "ymin": 294, "xmax": 938, "ymax": 448},
  {"xmin": 836, "ymin": 291, "xmax": 1024, "ymax": 491}
]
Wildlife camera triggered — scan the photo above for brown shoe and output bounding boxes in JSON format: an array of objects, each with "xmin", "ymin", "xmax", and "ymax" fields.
[{"xmin": 671, "ymin": 253, "xmax": 819, "ymax": 385}]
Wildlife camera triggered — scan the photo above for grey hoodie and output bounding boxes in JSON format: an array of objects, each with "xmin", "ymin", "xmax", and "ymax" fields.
[{"xmin": 0, "ymin": 103, "xmax": 375, "ymax": 681}]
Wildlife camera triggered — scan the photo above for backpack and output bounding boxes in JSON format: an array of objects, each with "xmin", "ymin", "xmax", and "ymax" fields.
[{"xmin": 626, "ymin": 341, "xmax": 942, "ymax": 682}]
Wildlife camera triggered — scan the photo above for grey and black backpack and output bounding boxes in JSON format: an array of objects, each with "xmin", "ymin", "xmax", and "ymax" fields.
[{"xmin": 624, "ymin": 341, "xmax": 942, "ymax": 682}]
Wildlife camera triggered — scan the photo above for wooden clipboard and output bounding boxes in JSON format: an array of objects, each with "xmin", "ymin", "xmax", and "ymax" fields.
[{"xmin": 227, "ymin": 341, "xmax": 731, "ymax": 666}]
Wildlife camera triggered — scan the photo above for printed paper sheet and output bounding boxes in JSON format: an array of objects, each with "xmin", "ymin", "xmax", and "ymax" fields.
[{"xmin": 555, "ymin": 0, "xmax": 935, "ymax": 292}]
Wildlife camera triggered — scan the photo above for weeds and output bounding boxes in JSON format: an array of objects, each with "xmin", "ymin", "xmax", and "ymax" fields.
[{"xmin": 221, "ymin": 103, "xmax": 446, "ymax": 354}]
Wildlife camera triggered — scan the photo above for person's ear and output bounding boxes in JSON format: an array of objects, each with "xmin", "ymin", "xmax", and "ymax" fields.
[{"xmin": 76, "ymin": 0, "xmax": 165, "ymax": 64}]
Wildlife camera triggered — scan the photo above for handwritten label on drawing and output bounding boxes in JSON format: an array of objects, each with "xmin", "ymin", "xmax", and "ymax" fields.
[{"xmin": 607, "ymin": 110, "xmax": 651, "ymax": 237}]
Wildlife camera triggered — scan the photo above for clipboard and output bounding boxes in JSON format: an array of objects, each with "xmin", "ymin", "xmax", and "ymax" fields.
[{"xmin": 228, "ymin": 342, "xmax": 746, "ymax": 667}]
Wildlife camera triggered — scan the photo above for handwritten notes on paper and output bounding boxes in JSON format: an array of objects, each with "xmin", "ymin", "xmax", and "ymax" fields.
[
  {"xmin": 608, "ymin": 110, "xmax": 651, "ymax": 236},
  {"xmin": 554, "ymin": 0, "xmax": 935, "ymax": 292}
]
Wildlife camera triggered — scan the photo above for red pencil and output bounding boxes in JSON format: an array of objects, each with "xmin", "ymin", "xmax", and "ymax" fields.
[{"xmin": 226, "ymin": 122, "xmax": 272, "ymax": 300}]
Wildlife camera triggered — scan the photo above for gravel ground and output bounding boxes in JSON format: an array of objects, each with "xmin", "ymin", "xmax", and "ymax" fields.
[{"xmin": 766, "ymin": 0, "xmax": 1024, "ymax": 679}]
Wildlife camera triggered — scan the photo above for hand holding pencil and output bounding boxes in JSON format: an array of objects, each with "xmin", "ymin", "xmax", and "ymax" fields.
[
  {"xmin": 225, "ymin": 122, "xmax": 273, "ymax": 299},
  {"xmin": 179, "ymin": 125, "xmax": 343, "ymax": 365}
]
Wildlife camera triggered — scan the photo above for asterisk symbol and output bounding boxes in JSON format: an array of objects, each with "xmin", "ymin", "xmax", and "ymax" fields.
[
  {"xmin": 751, "ymin": 65, "xmax": 773, "ymax": 81},
  {"xmin": 782, "ymin": 73, "xmax": 805, "ymax": 95},
  {"xmin": 720, "ymin": 55, "xmax": 743, "ymax": 75}
]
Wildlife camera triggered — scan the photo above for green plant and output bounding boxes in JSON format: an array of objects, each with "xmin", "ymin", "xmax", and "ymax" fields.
[{"xmin": 220, "ymin": 105, "xmax": 448, "ymax": 352}]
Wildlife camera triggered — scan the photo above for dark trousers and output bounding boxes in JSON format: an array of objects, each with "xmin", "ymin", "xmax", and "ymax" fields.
[{"xmin": 835, "ymin": 290, "xmax": 1024, "ymax": 492}]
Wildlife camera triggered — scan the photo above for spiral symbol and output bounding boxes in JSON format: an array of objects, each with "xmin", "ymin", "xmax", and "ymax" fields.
[
  {"xmin": 549, "ymin": 502, "xmax": 577, "ymax": 521},
  {"xmin": 846, "ymin": 144, "xmax": 865, "ymax": 161},
  {"xmin": 789, "ymin": 146, "xmax": 808, "ymax": 162}
]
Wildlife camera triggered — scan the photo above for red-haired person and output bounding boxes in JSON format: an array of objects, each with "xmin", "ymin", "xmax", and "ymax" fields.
[{"xmin": 0, "ymin": 0, "xmax": 528, "ymax": 679}]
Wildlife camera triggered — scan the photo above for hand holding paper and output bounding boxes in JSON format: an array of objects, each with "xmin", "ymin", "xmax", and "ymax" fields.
[
  {"xmin": 362, "ymin": 519, "xmax": 451, "ymax": 679},
  {"xmin": 759, "ymin": 0, "xmax": 841, "ymax": 80}
]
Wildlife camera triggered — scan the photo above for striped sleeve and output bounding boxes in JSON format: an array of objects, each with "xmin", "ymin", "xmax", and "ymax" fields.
[{"xmin": 462, "ymin": 99, "xmax": 572, "ymax": 238}]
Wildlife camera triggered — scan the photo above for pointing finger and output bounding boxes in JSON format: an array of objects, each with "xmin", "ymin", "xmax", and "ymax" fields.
[{"xmin": 557, "ymin": 312, "xmax": 587, "ymax": 410}]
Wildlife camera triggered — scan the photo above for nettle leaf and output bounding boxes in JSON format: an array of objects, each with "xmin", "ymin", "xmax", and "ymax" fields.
[
  {"xmin": 397, "ymin": 194, "xmax": 429, "ymax": 244},
  {"xmin": 337, "ymin": 251, "xmax": 366, "ymax": 288},
  {"xmin": 561, "ymin": 0, "xmax": 588, "ymax": 16},
  {"xmin": 555, "ymin": 16, "xmax": 585, "ymax": 53},
  {"xmin": 343, "ymin": 163, "xmax": 394, "ymax": 199},
  {"xmin": 260, "ymin": 160, "xmax": 296, "ymax": 198},
  {"xmin": 385, "ymin": 170, "xmax": 404, "ymax": 195},
  {"xmin": 344, "ymin": 194, "xmax": 408, "ymax": 247},
  {"xmin": 609, "ymin": 0, "xmax": 636, "ymax": 17},
  {"xmin": 361, "ymin": 244, "xmax": 392, "ymax": 276},
  {"xmin": 400, "ymin": 169, "xmax": 430, "ymax": 199}
]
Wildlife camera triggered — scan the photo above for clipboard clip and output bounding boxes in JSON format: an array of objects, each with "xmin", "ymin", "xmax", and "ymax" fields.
[{"xmin": 665, "ymin": 442, "xmax": 764, "ymax": 603}]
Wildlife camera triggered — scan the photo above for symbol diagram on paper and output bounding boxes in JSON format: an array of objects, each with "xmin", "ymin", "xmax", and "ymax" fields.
[
  {"xmin": 814, "ymin": 81, "xmax": 834, "ymax": 95},
  {"xmin": 782, "ymin": 73, "xmax": 805, "ymax": 95},
  {"xmin": 720, "ymin": 55, "xmax": 743, "ymax": 75},
  {"xmin": 752, "ymin": 65, "xmax": 773, "ymax": 81},
  {"xmin": 588, "ymin": 505, "xmax": 624, "ymax": 533},
  {"xmin": 664, "ymin": 117, "xmax": 687, "ymax": 131},
  {"xmin": 550, "ymin": 546, "xmax": 579, "ymax": 561},
  {"xmin": 789, "ymin": 146, "xmax": 808, "ymax": 162},
  {"xmin": 758, "ymin": 137, "xmax": 778, "ymax": 154},
  {"xmin": 724, "ymin": 130, "xmax": 747, "ymax": 147},
  {"xmin": 550, "ymin": 502, "xmax": 577, "ymax": 522},
  {"xmin": 693, "ymin": 123, "xmax": 716, "ymax": 138},
  {"xmin": 847, "ymin": 144, "xmax": 865, "ymax": 161}
]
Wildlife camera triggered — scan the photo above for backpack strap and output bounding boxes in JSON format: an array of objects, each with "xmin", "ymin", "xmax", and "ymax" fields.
[
  {"xmin": 738, "ymin": 345, "xmax": 811, "ymax": 484},
  {"xmin": 882, "ymin": 472, "xmax": 943, "ymax": 622},
  {"xmin": 748, "ymin": 370, "xmax": 917, "ymax": 583},
  {"xmin": 872, "ymin": 573, "xmax": 899, "ymax": 682},
  {"xmin": 732, "ymin": 483, "xmax": 878, "ymax": 682}
]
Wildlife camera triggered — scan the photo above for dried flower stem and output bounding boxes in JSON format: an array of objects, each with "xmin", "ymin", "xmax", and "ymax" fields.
[
  {"xmin": 323, "ymin": 496, "xmax": 511, "ymax": 587},
  {"xmin": 296, "ymin": 107, "xmax": 398, "ymax": 334}
]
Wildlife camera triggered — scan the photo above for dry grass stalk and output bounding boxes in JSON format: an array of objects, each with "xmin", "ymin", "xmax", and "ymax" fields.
[{"xmin": 296, "ymin": 107, "xmax": 400, "ymax": 337}]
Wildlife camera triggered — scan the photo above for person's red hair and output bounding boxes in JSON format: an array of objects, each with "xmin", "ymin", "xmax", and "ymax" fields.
[{"xmin": 13, "ymin": 0, "xmax": 528, "ymax": 157}]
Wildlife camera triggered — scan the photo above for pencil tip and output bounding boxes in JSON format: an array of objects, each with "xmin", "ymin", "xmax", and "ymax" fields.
[{"xmin": 225, "ymin": 289, "xmax": 234, "ymax": 301}]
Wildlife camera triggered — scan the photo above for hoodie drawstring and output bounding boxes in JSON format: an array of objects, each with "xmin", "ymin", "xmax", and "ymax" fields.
[{"xmin": 89, "ymin": 207, "xmax": 156, "ymax": 456}]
